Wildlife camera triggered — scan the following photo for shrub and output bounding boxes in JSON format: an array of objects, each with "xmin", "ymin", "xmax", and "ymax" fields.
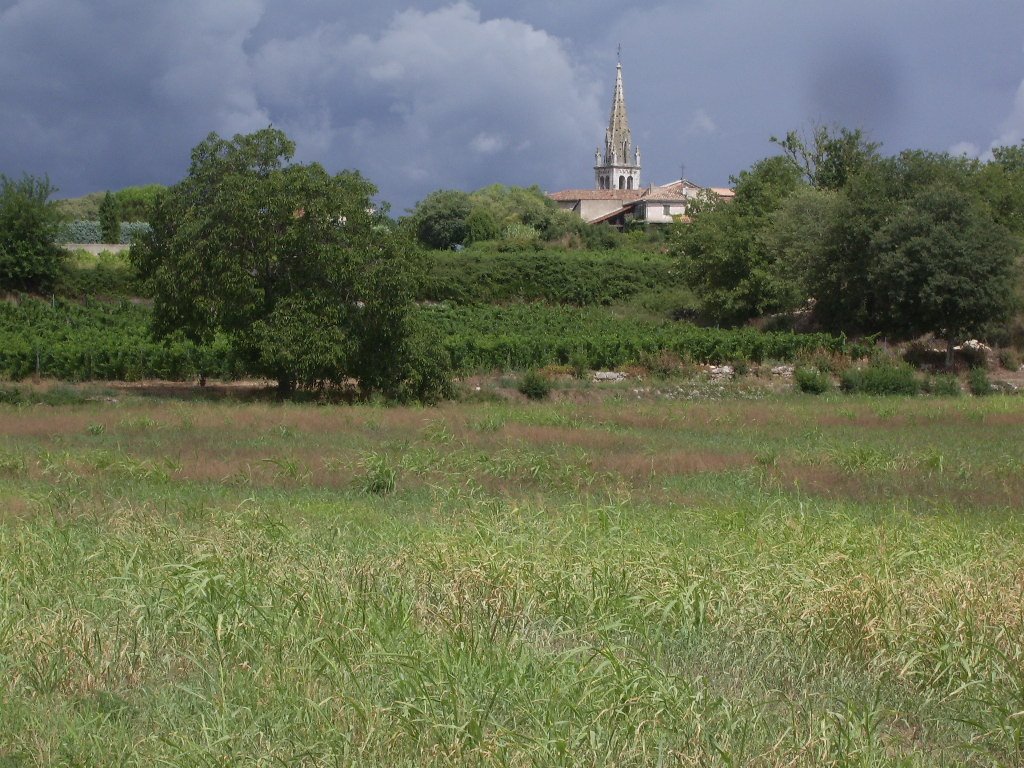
[
  {"xmin": 923, "ymin": 374, "xmax": 961, "ymax": 396},
  {"xmin": 0, "ymin": 386, "xmax": 24, "ymax": 405},
  {"xmin": 998, "ymin": 348, "xmax": 1021, "ymax": 371},
  {"xmin": 518, "ymin": 369, "xmax": 552, "ymax": 400},
  {"xmin": 967, "ymin": 367, "xmax": 992, "ymax": 396},
  {"xmin": 569, "ymin": 349, "xmax": 589, "ymax": 379},
  {"xmin": 638, "ymin": 349, "xmax": 681, "ymax": 378},
  {"xmin": 794, "ymin": 366, "xmax": 830, "ymax": 394},
  {"xmin": 840, "ymin": 363, "xmax": 920, "ymax": 395}
]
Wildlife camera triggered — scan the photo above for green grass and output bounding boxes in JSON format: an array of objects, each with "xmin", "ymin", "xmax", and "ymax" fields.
[{"xmin": 1, "ymin": 393, "xmax": 1023, "ymax": 765}]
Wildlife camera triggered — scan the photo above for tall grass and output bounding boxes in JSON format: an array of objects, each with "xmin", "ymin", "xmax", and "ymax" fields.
[{"xmin": 1, "ymin": 394, "xmax": 1023, "ymax": 765}]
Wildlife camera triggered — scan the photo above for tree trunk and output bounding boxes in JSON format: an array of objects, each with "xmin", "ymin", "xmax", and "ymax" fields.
[
  {"xmin": 277, "ymin": 377, "xmax": 295, "ymax": 398},
  {"xmin": 946, "ymin": 336, "xmax": 955, "ymax": 370}
]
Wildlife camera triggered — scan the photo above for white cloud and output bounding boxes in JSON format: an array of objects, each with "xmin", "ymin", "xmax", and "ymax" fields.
[
  {"xmin": 686, "ymin": 108, "xmax": 717, "ymax": 136},
  {"xmin": 948, "ymin": 141, "xmax": 980, "ymax": 158},
  {"xmin": 471, "ymin": 133, "xmax": 508, "ymax": 155}
]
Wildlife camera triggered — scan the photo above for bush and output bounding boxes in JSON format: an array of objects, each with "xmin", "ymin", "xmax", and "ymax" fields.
[
  {"xmin": 967, "ymin": 367, "xmax": 992, "ymax": 396},
  {"xmin": 923, "ymin": 373, "xmax": 961, "ymax": 396},
  {"xmin": 840, "ymin": 363, "xmax": 920, "ymax": 395},
  {"xmin": 518, "ymin": 369, "xmax": 552, "ymax": 400},
  {"xmin": 794, "ymin": 366, "xmax": 831, "ymax": 394},
  {"xmin": 998, "ymin": 348, "xmax": 1021, "ymax": 371}
]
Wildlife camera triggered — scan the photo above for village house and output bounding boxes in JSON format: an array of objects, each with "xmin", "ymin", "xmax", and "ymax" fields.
[{"xmin": 548, "ymin": 61, "xmax": 733, "ymax": 226}]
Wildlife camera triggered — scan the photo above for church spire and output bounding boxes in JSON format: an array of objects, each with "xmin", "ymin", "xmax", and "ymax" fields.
[{"xmin": 595, "ymin": 57, "xmax": 640, "ymax": 191}]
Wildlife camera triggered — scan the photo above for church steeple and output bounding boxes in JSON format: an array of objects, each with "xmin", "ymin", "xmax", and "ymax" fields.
[{"xmin": 595, "ymin": 58, "xmax": 641, "ymax": 191}]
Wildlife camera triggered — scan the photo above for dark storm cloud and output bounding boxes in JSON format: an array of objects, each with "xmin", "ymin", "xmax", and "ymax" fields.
[{"xmin": 1, "ymin": 0, "xmax": 1022, "ymax": 209}]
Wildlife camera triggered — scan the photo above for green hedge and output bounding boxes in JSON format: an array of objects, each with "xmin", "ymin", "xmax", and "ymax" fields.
[{"xmin": 421, "ymin": 247, "xmax": 680, "ymax": 306}]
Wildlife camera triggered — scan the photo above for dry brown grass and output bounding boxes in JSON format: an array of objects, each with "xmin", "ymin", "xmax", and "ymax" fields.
[{"xmin": 592, "ymin": 448, "xmax": 755, "ymax": 481}]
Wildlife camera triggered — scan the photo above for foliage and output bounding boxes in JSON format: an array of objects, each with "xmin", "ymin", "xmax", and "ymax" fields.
[
  {"xmin": 673, "ymin": 155, "xmax": 803, "ymax": 324},
  {"xmin": 427, "ymin": 303, "xmax": 852, "ymax": 374},
  {"xmin": 407, "ymin": 185, "xmax": 585, "ymax": 249},
  {"xmin": 114, "ymin": 184, "xmax": 165, "ymax": 221},
  {"xmin": 805, "ymin": 151, "xmax": 1019, "ymax": 347},
  {"xmin": 0, "ymin": 297, "xmax": 854, "ymax": 383},
  {"xmin": 56, "ymin": 185, "xmax": 167, "ymax": 221},
  {"xmin": 840, "ymin": 362, "xmax": 920, "ymax": 395},
  {"xmin": 923, "ymin": 373, "xmax": 962, "ymax": 396},
  {"xmin": 408, "ymin": 189, "xmax": 473, "ymax": 249},
  {"xmin": 794, "ymin": 366, "xmax": 831, "ymax": 394},
  {"xmin": 421, "ymin": 247, "xmax": 680, "ymax": 306},
  {"xmin": 0, "ymin": 297, "xmax": 239, "ymax": 381},
  {"xmin": 57, "ymin": 249, "xmax": 139, "ymax": 297},
  {"xmin": 133, "ymin": 127, "xmax": 448, "ymax": 399},
  {"xmin": 0, "ymin": 173, "xmax": 65, "ymax": 292},
  {"xmin": 868, "ymin": 180, "xmax": 1018, "ymax": 352},
  {"xmin": 98, "ymin": 191, "xmax": 121, "ymax": 244},
  {"xmin": 517, "ymin": 369, "xmax": 552, "ymax": 400},
  {"xmin": 967, "ymin": 366, "xmax": 992, "ymax": 396},
  {"xmin": 998, "ymin": 348, "xmax": 1021, "ymax": 371},
  {"xmin": 770, "ymin": 125, "xmax": 880, "ymax": 189}
]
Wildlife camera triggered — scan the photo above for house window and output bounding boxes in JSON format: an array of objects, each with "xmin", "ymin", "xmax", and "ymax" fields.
[
  {"xmin": 619, "ymin": 175, "xmax": 626, "ymax": 189},
  {"xmin": 663, "ymin": 205, "xmax": 671, "ymax": 216},
  {"xmin": 627, "ymin": 177, "xmax": 633, "ymax": 190}
]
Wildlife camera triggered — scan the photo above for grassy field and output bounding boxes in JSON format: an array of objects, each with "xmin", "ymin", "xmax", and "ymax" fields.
[{"xmin": 2, "ymin": 389, "xmax": 1023, "ymax": 766}]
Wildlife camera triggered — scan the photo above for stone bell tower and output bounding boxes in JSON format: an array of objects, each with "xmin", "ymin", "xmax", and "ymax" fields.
[{"xmin": 594, "ymin": 58, "xmax": 641, "ymax": 191}]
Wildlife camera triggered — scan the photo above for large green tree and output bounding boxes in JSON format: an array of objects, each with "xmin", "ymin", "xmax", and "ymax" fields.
[
  {"xmin": 0, "ymin": 173, "xmax": 64, "ymax": 292},
  {"xmin": 133, "ymin": 128, "xmax": 450, "ymax": 399},
  {"xmin": 408, "ymin": 189, "xmax": 472, "ymax": 249},
  {"xmin": 869, "ymin": 182, "xmax": 1017, "ymax": 363},
  {"xmin": 800, "ymin": 151, "xmax": 1019, "ymax": 355},
  {"xmin": 673, "ymin": 155, "xmax": 802, "ymax": 324}
]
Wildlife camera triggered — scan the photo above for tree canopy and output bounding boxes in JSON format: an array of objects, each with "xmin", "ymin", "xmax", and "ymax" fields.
[
  {"xmin": 133, "ymin": 128, "xmax": 451, "ymax": 400},
  {"xmin": 673, "ymin": 155, "xmax": 803, "ymax": 325},
  {"xmin": 675, "ymin": 131, "xmax": 1022, "ymax": 350},
  {"xmin": 0, "ymin": 173, "xmax": 65, "ymax": 293}
]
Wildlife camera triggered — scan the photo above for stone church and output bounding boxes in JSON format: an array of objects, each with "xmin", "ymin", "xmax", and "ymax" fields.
[{"xmin": 549, "ymin": 60, "xmax": 733, "ymax": 226}]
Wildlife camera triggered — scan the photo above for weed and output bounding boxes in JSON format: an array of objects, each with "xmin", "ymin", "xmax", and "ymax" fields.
[
  {"xmin": 840, "ymin": 363, "xmax": 920, "ymax": 395},
  {"xmin": 518, "ymin": 369, "xmax": 552, "ymax": 401},
  {"xmin": 794, "ymin": 366, "xmax": 831, "ymax": 394},
  {"xmin": 357, "ymin": 451, "xmax": 397, "ymax": 495},
  {"xmin": 968, "ymin": 367, "xmax": 993, "ymax": 396},
  {"xmin": 923, "ymin": 373, "xmax": 962, "ymax": 396}
]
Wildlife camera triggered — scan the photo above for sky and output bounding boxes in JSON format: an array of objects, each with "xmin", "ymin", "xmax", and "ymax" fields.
[{"xmin": 1, "ymin": 0, "xmax": 1023, "ymax": 212}]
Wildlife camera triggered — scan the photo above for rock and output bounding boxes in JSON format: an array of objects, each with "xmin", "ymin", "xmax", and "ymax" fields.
[
  {"xmin": 708, "ymin": 365, "xmax": 734, "ymax": 380},
  {"xmin": 593, "ymin": 371, "xmax": 627, "ymax": 382},
  {"xmin": 771, "ymin": 365, "xmax": 795, "ymax": 377},
  {"xmin": 956, "ymin": 339, "xmax": 992, "ymax": 352}
]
